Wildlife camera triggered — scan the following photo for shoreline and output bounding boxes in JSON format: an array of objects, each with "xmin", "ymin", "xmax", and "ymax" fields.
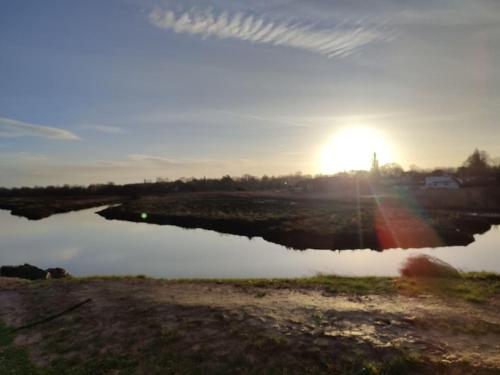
[
  {"xmin": 96, "ymin": 192, "xmax": 497, "ymax": 250},
  {"xmin": 0, "ymin": 196, "xmax": 124, "ymax": 220},
  {"xmin": 2, "ymin": 190, "xmax": 500, "ymax": 251}
]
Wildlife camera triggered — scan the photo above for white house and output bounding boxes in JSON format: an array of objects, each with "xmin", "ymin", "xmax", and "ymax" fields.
[{"xmin": 424, "ymin": 176, "xmax": 461, "ymax": 189}]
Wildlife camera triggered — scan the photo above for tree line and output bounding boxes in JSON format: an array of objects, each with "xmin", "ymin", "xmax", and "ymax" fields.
[{"xmin": 1, "ymin": 149, "xmax": 499, "ymax": 197}]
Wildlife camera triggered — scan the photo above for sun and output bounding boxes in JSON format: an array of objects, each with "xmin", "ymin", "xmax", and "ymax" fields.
[{"xmin": 318, "ymin": 126, "xmax": 393, "ymax": 174}]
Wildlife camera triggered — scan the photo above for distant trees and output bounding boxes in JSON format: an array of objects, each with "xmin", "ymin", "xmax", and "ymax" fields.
[
  {"xmin": 458, "ymin": 149, "xmax": 493, "ymax": 179},
  {"xmin": 463, "ymin": 149, "xmax": 491, "ymax": 170},
  {"xmin": 0, "ymin": 174, "xmax": 316, "ymax": 198},
  {"xmin": 379, "ymin": 163, "xmax": 404, "ymax": 178},
  {"xmin": 2, "ymin": 149, "xmax": 499, "ymax": 197}
]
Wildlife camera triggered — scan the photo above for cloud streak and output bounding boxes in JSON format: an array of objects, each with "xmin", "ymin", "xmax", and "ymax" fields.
[
  {"xmin": 127, "ymin": 154, "xmax": 224, "ymax": 167},
  {"xmin": 0, "ymin": 117, "xmax": 80, "ymax": 140},
  {"xmin": 149, "ymin": 7, "xmax": 387, "ymax": 58},
  {"xmin": 80, "ymin": 124, "xmax": 125, "ymax": 134},
  {"xmin": 1, "ymin": 152, "xmax": 304, "ymax": 187}
]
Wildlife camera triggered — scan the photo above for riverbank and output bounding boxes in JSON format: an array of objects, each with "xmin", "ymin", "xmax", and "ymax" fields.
[
  {"xmin": 97, "ymin": 191, "xmax": 497, "ymax": 250},
  {"xmin": 1, "ymin": 274, "xmax": 499, "ymax": 374},
  {"xmin": 1, "ymin": 190, "xmax": 499, "ymax": 250},
  {"xmin": 0, "ymin": 196, "xmax": 123, "ymax": 220}
]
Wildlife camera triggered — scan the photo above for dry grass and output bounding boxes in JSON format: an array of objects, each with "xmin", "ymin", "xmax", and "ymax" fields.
[{"xmin": 399, "ymin": 254, "xmax": 461, "ymax": 279}]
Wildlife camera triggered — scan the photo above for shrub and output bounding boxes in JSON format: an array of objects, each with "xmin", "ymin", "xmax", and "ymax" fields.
[{"xmin": 399, "ymin": 255, "xmax": 461, "ymax": 278}]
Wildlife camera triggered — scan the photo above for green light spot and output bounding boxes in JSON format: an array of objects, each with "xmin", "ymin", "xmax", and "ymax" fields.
[{"xmin": 141, "ymin": 213, "xmax": 148, "ymax": 220}]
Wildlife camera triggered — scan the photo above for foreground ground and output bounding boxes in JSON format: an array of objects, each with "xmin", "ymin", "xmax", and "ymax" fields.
[{"xmin": 1, "ymin": 274, "xmax": 499, "ymax": 374}]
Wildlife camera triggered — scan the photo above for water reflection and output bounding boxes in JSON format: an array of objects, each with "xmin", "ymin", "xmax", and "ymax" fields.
[{"xmin": 0, "ymin": 208, "xmax": 498, "ymax": 278}]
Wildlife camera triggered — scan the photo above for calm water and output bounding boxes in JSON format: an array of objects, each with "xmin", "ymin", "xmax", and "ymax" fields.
[{"xmin": 1, "ymin": 207, "xmax": 499, "ymax": 278}]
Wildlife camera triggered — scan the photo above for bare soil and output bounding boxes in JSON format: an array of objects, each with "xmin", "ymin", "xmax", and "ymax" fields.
[{"xmin": 1, "ymin": 277, "xmax": 499, "ymax": 374}]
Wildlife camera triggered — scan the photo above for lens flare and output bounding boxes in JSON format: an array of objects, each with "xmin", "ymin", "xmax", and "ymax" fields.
[{"xmin": 318, "ymin": 126, "xmax": 393, "ymax": 174}]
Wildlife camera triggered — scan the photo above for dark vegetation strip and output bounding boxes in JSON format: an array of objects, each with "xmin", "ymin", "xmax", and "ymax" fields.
[
  {"xmin": 1, "ymin": 188, "xmax": 500, "ymax": 250},
  {"xmin": 96, "ymin": 193, "xmax": 491, "ymax": 250},
  {"xmin": 0, "ymin": 196, "xmax": 124, "ymax": 220}
]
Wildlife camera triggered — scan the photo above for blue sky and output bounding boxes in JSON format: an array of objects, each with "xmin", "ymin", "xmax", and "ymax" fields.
[{"xmin": 1, "ymin": 0, "xmax": 499, "ymax": 186}]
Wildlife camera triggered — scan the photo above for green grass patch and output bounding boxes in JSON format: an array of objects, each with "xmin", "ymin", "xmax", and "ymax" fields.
[
  {"xmin": 0, "ymin": 322, "xmax": 49, "ymax": 375},
  {"xmin": 396, "ymin": 272, "xmax": 500, "ymax": 303}
]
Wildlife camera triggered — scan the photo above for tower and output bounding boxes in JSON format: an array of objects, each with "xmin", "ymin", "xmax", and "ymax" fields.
[{"xmin": 371, "ymin": 152, "xmax": 379, "ymax": 176}]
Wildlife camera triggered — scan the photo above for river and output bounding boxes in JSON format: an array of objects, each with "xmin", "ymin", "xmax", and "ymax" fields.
[{"xmin": 1, "ymin": 207, "xmax": 498, "ymax": 278}]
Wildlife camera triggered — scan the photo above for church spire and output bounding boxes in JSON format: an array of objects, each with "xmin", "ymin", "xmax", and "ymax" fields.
[{"xmin": 371, "ymin": 152, "xmax": 380, "ymax": 176}]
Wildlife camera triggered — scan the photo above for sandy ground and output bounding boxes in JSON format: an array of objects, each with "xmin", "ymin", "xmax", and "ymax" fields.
[{"xmin": 1, "ymin": 277, "xmax": 499, "ymax": 374}]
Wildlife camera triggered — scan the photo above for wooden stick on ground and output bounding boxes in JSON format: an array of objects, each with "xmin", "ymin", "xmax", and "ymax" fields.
[{"xmin": 11, "ymin": 298, "xmax": 92, "ymax": 333}]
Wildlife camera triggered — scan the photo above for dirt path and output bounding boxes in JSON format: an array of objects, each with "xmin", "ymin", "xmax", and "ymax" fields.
[{"xmin": 1, "ymin": 277, "xmax": 499, "ymax": 374}]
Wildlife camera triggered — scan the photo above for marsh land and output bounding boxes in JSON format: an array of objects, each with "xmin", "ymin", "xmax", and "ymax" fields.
[
  {"xmin": 97, "ymin": 191, "xmax": 500, "ymax": 250},
  {"xmin": 0, "ymin": 196, "xmax": 122, "ymax": 220},
  {"xmin": 2, "ymin": 188, "xmax": 500, "ymax": 250}
]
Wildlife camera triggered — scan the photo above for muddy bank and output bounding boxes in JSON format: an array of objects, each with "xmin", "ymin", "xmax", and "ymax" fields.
[
  {"xmin": 1, "ymin": 275, "xmax": 499, "ymax": 374},
  {"xmin": 0, "ymin": 196, "xmax": 125, "ymax": 220},
  {"xmin": 97, "ymin": 193, "xmax": 490, "ymax": 251}
]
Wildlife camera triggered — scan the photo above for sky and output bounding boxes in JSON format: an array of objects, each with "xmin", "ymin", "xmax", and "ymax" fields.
[{"xmin": 1, "ymin": 0, "xmax": 499, "ymax": 187}]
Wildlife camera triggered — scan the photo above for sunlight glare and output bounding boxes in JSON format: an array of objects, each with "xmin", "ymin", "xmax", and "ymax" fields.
[{"xmin": 318, "ymin": 127, "xmax": 393, "ymax": 174}]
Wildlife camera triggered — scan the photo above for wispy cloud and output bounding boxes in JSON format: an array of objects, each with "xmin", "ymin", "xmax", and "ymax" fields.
[
  {"xmin": 0, "ymin": 151, "xmax": 48, "ymax": 163},
  {"xmin": 395, "ymin": 2, "xmax": 500, "ymax": 27},
  {"xmin": 0, "ymin": 151, "xmax": 313, "ymax": 187},
  {"xmin": 80, "ymin": 124, "xmax": 125, "ymax": 134},
  {"xmin": 128, "ymin": 154, "xmax": 222, "ymax": 167},
  {"xmin": 149, "ymin": 7, "xmax": 388, "ymax": 58},
  {"xmin": 0, "ymin": 117, "xmax": 80, "ymax": 140}
]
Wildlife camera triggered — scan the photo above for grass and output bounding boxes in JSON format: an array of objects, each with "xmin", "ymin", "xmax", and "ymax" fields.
[
  {"xmin": 0, "ymin": 322, "xmax": 48, "ymax": 375},
  {"xmin": 54, "ymin": 271, "xmax": 500, "ymax": 303},
  {"xmin": 58, "ymin": 274, "xmax": 397, "ymax": 294},
  {"xmin": 395, "ymin": 272, "xmax": 500, "ymax": 303},
  {"xmin": 220, "ymin": 272, "xmax": 499, "ymax": 302}
]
